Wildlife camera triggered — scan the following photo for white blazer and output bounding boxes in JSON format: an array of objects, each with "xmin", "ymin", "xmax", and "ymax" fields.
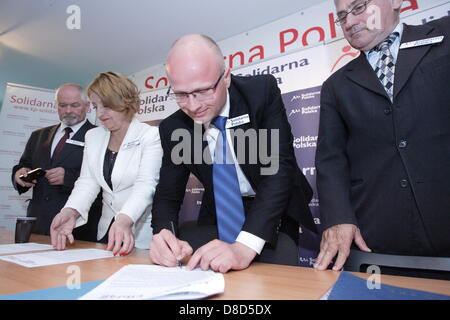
[{"xmin": 64, "ymin": 118, "xmax": 162, "ymax": 248}]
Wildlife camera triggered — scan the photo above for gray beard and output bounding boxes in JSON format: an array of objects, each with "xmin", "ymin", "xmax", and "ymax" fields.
[{"xmin": 61, "ymin": 115, "xmax": 82, "ymax": 126}]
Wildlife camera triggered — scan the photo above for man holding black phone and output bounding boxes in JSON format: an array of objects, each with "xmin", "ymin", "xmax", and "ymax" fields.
[{"xmin": 12, "ymin": 83, "xmax": 101, "ymax": 240}]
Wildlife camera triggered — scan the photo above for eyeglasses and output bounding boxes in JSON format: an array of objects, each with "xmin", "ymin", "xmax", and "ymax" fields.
[
  {"xmin": 335, "ymin": 0, "xmax": 372, "ymax": 26},
  {"xmin": 166, "ymin": 71, "xmax": 225, "ymax": 104}
]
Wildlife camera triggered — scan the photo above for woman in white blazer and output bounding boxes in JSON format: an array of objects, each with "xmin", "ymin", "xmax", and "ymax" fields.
[{"xmin": 50, "ymin": 72, "xmax": 162, "ymax": 255}]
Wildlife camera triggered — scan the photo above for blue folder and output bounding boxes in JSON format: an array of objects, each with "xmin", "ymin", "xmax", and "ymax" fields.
[
  {"xmin": 0, "ymin": 280, "xmax": 103, "ymax": 300},
  {"xmin": 2, "ymin": 271, "xmax": 449, "ymax": 300},
  {"xmin": 328, "ymin": 271, "xmax": 450, "ymax": 300}
]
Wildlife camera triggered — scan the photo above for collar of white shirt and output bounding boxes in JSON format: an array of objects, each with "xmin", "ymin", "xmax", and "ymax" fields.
[
  {"xmin": 58, "ymin": 118, "xmax": 87, "ymax": 137},
  {"xmin": 204, "ymin": 91, "xmax": 230, "ymax": 133},
  {"xmin": 365, "ymin": 22, "xmax": 404, "ymax": 68}
]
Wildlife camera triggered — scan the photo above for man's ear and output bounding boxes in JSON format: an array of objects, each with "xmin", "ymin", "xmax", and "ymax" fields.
[{"xmin": 224, "ymin": 67, "xmax": 232, "ymax": 88}]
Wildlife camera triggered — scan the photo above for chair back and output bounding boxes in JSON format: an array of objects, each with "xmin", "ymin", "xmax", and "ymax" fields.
[{"xmin": 344, "ymin": 249, "xmax": 450, "ymax": 273}]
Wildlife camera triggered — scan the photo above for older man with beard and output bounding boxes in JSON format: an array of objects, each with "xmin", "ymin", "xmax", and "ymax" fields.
[{"xmin": 12, "ymin": 84, "xmax": 101, "ymax": 239}]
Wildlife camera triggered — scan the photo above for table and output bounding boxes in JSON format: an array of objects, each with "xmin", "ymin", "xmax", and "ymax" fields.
[{"xmin": 1, "ymin": 231, "xmax": 449, "ymax": 299}]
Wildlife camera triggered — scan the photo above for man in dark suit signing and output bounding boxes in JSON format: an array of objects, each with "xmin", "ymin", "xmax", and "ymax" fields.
[
  {"xmin": 150, "ymin": 34, "xmax": 315, "ymax": 273},
  {"xmin": 314, "ymin": 0, "xmax": 450, "ymax": 272},
  {"xmin": 12, "ymin": 84, "xmax": 101, "ymax": 240}
]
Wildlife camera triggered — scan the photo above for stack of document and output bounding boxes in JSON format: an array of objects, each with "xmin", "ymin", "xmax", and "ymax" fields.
[
  {"xmin": 0, "ymin": 243, "xmax": 53, "ymax": 255},
  {"xmin": 0, "ymin": 248, "xmax": 114, "ymax": 267},
  {"xmin": 80, "ymin": 264, "xmax": 225, "ymax": 300}
]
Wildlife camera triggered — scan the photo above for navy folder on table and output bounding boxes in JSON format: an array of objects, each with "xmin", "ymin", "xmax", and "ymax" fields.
[
  {"xmin": 327, "ymin": 271, "xmax": 450, "ymax": 300},
  {"xmin": 2, "ymin": 271, "xmax": 449, "ymax": 300}
]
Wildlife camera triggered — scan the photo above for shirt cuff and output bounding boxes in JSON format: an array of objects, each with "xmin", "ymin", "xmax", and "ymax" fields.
[{"xmin": 236, "ymin": 231, "xmax": 266, "ymax": 255}]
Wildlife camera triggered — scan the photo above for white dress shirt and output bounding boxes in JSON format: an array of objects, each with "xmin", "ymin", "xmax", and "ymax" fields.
[
  {"xmin": 204, "ymin": 92, "xmax": 265, "ymax": 255},
  {"xmin": 50, "ymin": 119, "xmax": 87, "ymax": 157},
  {"xmin": 365, "ymin": 23, "xmax": 404, "ymax": 70}
]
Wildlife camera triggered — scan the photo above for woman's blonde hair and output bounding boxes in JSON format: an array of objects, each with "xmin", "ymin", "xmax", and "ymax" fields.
[{"xmin": 87, "ymin": 71, "xmax": 140, "ymax": 122}]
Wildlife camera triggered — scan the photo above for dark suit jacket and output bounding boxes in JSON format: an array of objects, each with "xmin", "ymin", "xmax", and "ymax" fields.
[
  {"xmin": 316, "ymin": 17, "xmax": 450, "ymax": 256},
  {"xmin": 152, "ymin": 74, "xmax": 315, "ymax": 247},
  {"xmin": 11, "ymin": 120, "xmax": 102, "ymax": 240}
]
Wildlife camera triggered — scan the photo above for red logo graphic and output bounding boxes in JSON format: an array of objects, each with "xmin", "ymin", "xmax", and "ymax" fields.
[{"xmin": 330, "ymin": 45, "xmax": 360, "ymax": 73}]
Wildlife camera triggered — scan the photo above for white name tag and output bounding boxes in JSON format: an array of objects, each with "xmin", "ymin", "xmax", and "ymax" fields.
[
  {"xmin": 226, "ymin": 114, "xmax": 250, "ymax": 129},
  {"xmin": 122, "ymin": 139, "xmax": 140, "ymax": 150},
  {"xmin": 400, "ymin": 36, "xmax": 444, "ymax": 50},
  {"xmin": 66, "ymin": 139, "xmax": 85, "ymax": 147}
]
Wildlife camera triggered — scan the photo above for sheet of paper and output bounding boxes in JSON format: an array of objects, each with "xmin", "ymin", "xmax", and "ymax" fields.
[
  {"xmin": 80, "ymin": 264, "xmax": 225, "ymax": 300},
  {"xmin": 0, "ymin": 248, "xmax": 114, "ymax": 268},
  {"xmin": 0, "ymin": 243, "xmax": 54, "ymax": 255}
]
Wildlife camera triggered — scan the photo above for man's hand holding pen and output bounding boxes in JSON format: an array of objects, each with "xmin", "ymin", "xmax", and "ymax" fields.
[
  {"xmin": 149, "ymin": 228, "xmax": 193, "ymax": 268},
  {"xmin": 149, "ymin": 225, "xmax": 257, "ymax": 273}
]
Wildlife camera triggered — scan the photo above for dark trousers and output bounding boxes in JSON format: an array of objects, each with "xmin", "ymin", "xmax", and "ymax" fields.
[{"xmin": 178, "ymin": 221, "xmax": 299, "ymax": 266}]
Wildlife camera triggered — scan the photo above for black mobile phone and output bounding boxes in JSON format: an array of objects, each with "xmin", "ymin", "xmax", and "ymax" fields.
[{"xmin": 19, "ymin": 168, "xmax": 46, "ymax": 183}]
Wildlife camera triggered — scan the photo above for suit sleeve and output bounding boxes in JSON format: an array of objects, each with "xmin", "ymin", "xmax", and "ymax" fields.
[
  {"xmin": 11, "ymin": 131, "xmax": 36, "ymax": 194},
  {"xmin": 315, "ymin": 79, "xmax": 358, "ymax": 230},
  {"xmin": 118, "ymin": 127, "xmax": 163, "ymax": 223},
  {"xmin": 61, "ymin": 168, "xmax": 80, "ymax": 192},
  {"xmin": 151, "ymin": 121, "xmax": 190, "ymax": 234},
  {"xmin": 241, "ymin": 75, "xmax": 303, "ymax": 244}
]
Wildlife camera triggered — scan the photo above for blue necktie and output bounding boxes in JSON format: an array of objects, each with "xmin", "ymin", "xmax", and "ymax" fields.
[{"xmin": 212, "ymin": 116, "xmax": 245, "ymax": 243}]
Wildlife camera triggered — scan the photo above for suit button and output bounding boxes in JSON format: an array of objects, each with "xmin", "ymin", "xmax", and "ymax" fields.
[
  {"xmin": 44, "ymin": 197, "xmax": 49, "ymax": 201},
  {"xmin": 400, "ymin": 179, "xmax": 409, "ymax": 188},
  {"xmin": 399, "ymin": 140, "xmax": 408, "ymax": 148},
  {"xmin": 384, "ymin": 108, "xmax": 392, "ymax": 115}
]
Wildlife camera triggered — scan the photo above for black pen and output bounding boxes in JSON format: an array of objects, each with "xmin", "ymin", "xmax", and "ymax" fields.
[{"xmin": 170, "ymin": 221, "xmax": 182, "ymax": 268}]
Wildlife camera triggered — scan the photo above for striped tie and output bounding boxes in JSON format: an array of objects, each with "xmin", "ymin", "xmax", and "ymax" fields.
[
  {"xmin": 212, "ymin": 116, "xmax": 245, "ymax": 243},
  {"xmin": 373, "ymin": 32, "xmax": 399, "ymax": 102}
]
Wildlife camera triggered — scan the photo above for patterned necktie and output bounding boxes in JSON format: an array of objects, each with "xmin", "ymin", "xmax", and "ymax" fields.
[
  {"xmin": 373, "ymin": 32, "xmax": 399, "ymax": 102},
  {"xmin": 52, "ymin": 127, "xmax": 72, "ymax": 160},
  {"xmin": 212, "ymin": 116, "xmax": 245, "ymax": 243}
]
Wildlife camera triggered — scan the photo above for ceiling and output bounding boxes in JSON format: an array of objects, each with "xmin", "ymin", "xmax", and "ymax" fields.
[{"xmin": 0, "ymin": 0, "xmax": 324, "ymax": 105}]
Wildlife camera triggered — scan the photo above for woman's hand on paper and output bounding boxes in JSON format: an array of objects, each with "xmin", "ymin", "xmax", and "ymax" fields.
[
  {"xmin": 107, "ymin": 213, "xmax": 135, "ymax": 256},
  {"xmin": 50, "ymin": 208, "xmax": 80, "ymax": 250}
]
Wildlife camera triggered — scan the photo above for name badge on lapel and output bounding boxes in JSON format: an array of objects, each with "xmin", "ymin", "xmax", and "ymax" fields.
[
  {"xmin": 66, "ymin": 139, "xmax": 85, "ymax": 147},
  {"xmin": 121, "ymin": 139, "xmax": 140, "ymax": 150},
  {"xmin": 225, "ymin": 114, "xmax": 250, "ymax": 129},
  {"xmin": 400, "ymin": 36, "xmax": 444, "ymax": 50}
]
